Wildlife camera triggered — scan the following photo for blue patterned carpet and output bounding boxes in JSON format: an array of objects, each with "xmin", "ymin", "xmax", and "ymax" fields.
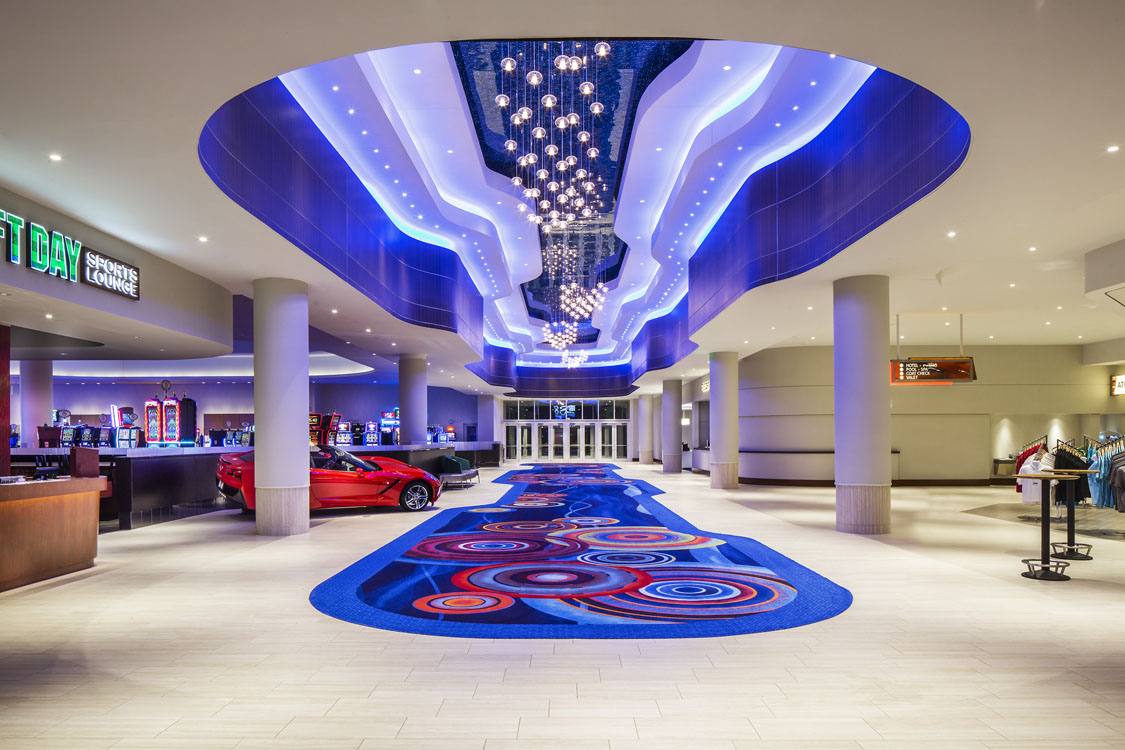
[{"xmin": 309, "ymin": 464, "xmax": 851, "ymax": 638}]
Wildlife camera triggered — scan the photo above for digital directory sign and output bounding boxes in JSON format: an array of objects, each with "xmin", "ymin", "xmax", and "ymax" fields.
[{"xmin": 890, "ymin": 357, "xmax": 976, "ymax": 385}]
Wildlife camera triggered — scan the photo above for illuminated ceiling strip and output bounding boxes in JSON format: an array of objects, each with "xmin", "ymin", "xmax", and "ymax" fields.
[{"xmin": 12, "ymin": 353, "xmax": 372, "ymax": 379}]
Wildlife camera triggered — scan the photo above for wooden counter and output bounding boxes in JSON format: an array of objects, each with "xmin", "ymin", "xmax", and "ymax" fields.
[{"xmin": 0, "ymin": 476, "xmax": 106, "ymax": 592}]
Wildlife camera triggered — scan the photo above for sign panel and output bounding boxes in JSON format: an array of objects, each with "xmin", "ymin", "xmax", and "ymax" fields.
[
  {"xmin": 2, "ymin": 205, "xmax": 140, "ymax": 300},
  {"xmin": 890, "ymin": 357, "xmax": 976, "ymax": 385},
  {"xmin": 1111, "ymin": 375, "xmax": 1125, "ymax": 396}
]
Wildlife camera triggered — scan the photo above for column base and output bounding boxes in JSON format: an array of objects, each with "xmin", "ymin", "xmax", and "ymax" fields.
[
  {"xmin": 639, "ymin": 450, "xmax": 654, "ymax": 464},
  {"xmin": 835, "ymin": 484, "xmax": 891, "ymax": 534},
  {"xmin": 661, "ymin": 453, "xmax": 682, "ymax": 473},
  {"xmin": 255, "ymin": 486, "xmax": 310, "ymax": 536},
  {"xmin": 710, "ymin": 461, "xmax": 738, "ymax": 489}
]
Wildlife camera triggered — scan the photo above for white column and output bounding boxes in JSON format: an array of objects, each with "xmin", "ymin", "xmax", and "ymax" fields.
[
  {"xmin": 476, "ymin": 395, "xmax": 497, "ymax": 442},
  {"xmin": 252, "ymin": 278, "xmax": 310, "ymax": 537},
  {"xmin": 651, "ymin": 394, "xmax": 663, "ymax": 463},
  {"xmin": 662, "ymin": 379, "xmax": 683, "ymax": 473},
  {"xmin": 398, "ymin": 355, "xmax": 428, "ymax": 445},
  {"xmin": 833, "ymin": 275, "xmax": 892, "ymax": 534},
  {"xmin": 18, "ymin": 360, "xmax": 53, "ymax": 447},
  {"xmin": 709, "ymin": 352, "xmax": 739, "ymax": 489},
  {"xmin": 637, "ymin": 394, "xmax": 653, "ymax": 463}
]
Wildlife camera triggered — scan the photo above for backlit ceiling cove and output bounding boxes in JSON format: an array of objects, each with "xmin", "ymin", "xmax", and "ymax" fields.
[
  {"xmin": 277, "ymin": 40, "xmax": 874, "ymax": 368},
  {"xmin": 200, "ymin": 39, "xmax": 969, "ymax": 394}
]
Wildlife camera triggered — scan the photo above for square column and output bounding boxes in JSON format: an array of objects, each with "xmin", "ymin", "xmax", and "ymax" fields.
[
  {"xmin": 709, "ymin": 352, "xmax": 739, "ymax": 489},
  {"xmin": 398, "ymin": 355, "xmax": 428, "ymax": 446},
  {"xmin": 662, "ymin": 379, "xmax": 683, "ymax": 473},
  {"xmin": 636, "ymin": 394, "xmax": 653, "ymax": 464}
]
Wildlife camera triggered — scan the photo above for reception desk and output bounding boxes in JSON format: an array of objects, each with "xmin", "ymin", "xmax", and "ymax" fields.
[{"xmin": 0, "ymin": 476, "xmax": 106, "ymax": 591}]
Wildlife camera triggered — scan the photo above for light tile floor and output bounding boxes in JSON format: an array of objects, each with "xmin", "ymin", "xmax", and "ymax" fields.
[{"xmin": 2, "ymin": 462, "xmax": 1124, "ymax": 749}]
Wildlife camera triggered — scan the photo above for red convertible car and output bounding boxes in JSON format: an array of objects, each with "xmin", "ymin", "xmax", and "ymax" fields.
[{"xmin": 216, "ymin": 445, "xmax": 440, "ymax": 512}]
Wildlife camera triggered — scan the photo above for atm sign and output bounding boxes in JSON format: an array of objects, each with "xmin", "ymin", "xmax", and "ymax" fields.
[{"xmin": 1111, "ymin": 375, "xmax": 1125, "ymax": 396}]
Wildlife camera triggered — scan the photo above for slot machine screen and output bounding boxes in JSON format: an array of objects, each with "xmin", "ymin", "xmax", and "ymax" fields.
[
  {"xmin": 79, "ymin": 427, "xmax": 95, "ymax": 445},
  {"xmin": 98, "ymin": 427, "xmax": 112, "ymax": 446},
  {"xmin": 240, "ymin": 430, "xmax": 252, "ymax": 447},
  {"xmin": 60, "ymin": 427, "xmax": 76, "ymax": 445}
]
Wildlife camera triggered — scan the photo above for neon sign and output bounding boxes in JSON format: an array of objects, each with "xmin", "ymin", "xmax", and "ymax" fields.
[{"xmin": 1, "ymin": 207, "xmax": 140, "ymax": 300}]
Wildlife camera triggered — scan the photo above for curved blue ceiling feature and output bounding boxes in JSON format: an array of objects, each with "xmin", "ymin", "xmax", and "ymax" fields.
[{"xmin": 198, "ymin": 41, "xmax": 969, "ymax": 398}]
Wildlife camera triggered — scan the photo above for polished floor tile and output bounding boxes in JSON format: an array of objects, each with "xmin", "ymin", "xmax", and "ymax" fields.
[{"xmin": 0, "ymin": 464, "xmax": 1123, "ymax": 747}]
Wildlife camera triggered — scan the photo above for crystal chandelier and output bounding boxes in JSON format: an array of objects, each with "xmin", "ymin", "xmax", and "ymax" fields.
[{"xmin": 494, "ymin": 40, "xmax": 613, "ymax": 365}]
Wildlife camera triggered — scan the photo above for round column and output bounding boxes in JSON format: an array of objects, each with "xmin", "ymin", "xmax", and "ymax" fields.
[
  {"xmin": 252, "ymin": 278, "xmax": 310, "ymax": 537},
  {"xmin": 833, "ymin": 275, "xmax": 892, "ymax": 534},
  {"xmin": 709, "ymin": 352, "xmax": 739, "ymax": 489},
  {"xmin": 651, "ymin": 393, "xmax": 662, "ymax": 464},
  {"xmin": 398, "ymin": 355, "xmax": 428, "ymax": 446},
  {"xmin": 18, "ymin": 360, "xmax": 53, "ymax": 448},
  {"xmin": 636, "ymin": 394, "xmax": 653, "ymax": 463},
  {"xmin": 662, "ymin": 379, "xmax": 683, "ymax": 473}
]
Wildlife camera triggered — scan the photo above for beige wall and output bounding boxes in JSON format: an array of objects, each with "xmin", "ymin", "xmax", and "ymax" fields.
[{"xmin": 685, "ymin": 345, "xmax": 1122, "ymax": 481}]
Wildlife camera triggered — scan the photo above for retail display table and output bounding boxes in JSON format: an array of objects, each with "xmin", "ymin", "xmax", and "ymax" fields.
[
  {"xmin": 1014, "ymin": 473, "xmax": 1077, "ymax": 580},
  {"xmin": 1043, "ymin": 468, "xmax": 1099, "ymax": 560},
  {"xmin": 0, "ymin": 476, "xmax": 107, "ymax": 591}
]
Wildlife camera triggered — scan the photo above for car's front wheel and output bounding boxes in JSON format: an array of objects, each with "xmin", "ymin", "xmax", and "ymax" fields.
[{"xmin": 399, "ymin": 481, "xmax": 433, "ymax": 511}]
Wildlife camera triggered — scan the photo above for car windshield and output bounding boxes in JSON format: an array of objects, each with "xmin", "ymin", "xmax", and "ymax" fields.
[
  {"xmin": 321, "ymin": 449, "xmax": 378, "ymax": 473},
  {"xmin": 237, "ymin": 451, "xmax": 254, "ymax": 463}
]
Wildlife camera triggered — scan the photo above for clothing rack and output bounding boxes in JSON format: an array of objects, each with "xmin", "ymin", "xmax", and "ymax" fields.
[
  {"xmin": 1083, "ymin": 434, "xmax": 1104, "ymax": 451},
  {"xmin": 1019, "ymin": 434, "xmax": 1048, "ymax": 453},
  {"xmin": 1055, "ymin": 439, "xmax": 1083, "ymax": 457},
  {"xmin": 1098, "ymin": 437, "xmax": 1125, "ymax": 457}
]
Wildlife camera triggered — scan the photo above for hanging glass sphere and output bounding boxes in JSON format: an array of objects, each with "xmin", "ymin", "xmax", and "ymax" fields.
[
  {"xmin": 548, "ymin": 210, "xmax": 561, "ymax": 220},
  {"xmin": 545, "ymin": 144, "xmax": 559, "ymax": 156},
  {"xmin": 523, "ymin": 187, "xmax": 534, "ymax": 197},
  {"xmin": 556, "ymin": 160, "xmax": 568, "ymax": 171},
  {"xmin": 565, "ymin": 154, "xmax": 578, "ymax": 165},
  {"xmin": 517, "ymin": 156, "xmax": 528, "ymax": 167},
  {"xmin": 495, "ymin": 94, "xmax": 510, "ymax": 107},
  {"xmin": 584, "ymin": 181, "xmax": 596, "ymax": 191},
  {"xmin": 541, "ymin": 94, "xmax": 557, "ymax": 109},
  {"xmin": 554, "ymin": 54, "xmax": 570, "ymax": 71},
  {"xmin": 504, "ymin": 139, "xmax": 517, "ymax": 151},
  {"xmin": 526, "ymin": 213, "xmax": 539, "ymax": 223},
  {"xmin": 528, "ymin": 187, "xmax": 540, "ymax": 197},
  {"xmin": 547, "ymin": 181, "xmax": 559, "ymax": 192},
  {"xmin": 526, "ymin": 70, "xmax": 543, "ymax": 86},
  {"xmin": 517, "ymin": 106, "xmax": 532, "ymax": 120},
  {"xmin": 536, "ymin": 168, "xmax": 549, "ymax": 180},
  {"xmin": 565, "ymin": 186, "xmax": 577, "ymax": 196},
  {"xmin": 590, "ymin": 101, "xmax": 604, "ymax": 114},
  {"xmin": 511, "ymin": 176, "xmax": 523, "ymax": 186},
  {"xmin": 566, "ymin": 112, "xmax": 580, "ymax": 125},
  {"xmin": 594, "ymin": 42, "xmax": 611, "ymax": 57},
  {"xmin": 575, "ymin": 168, "xmax": 588, "ymax": 178},
  {"xmin": 566, "ymin": 212, "xmax": 576, "ymax": 221},
  {"xmin": 533, "ymin": 215, "xmax": 543, "ymax": 224},
  {"xmin": 516, "ymin": 203, "xmax": 527, "ymax": 213},
  {"xmin": 557, "ymin": 193, "xmax": 569, "ymax": 204},
  {"xmin": 581, "ymin": 207, "xmax": 593, "ymax": 217},
  {"xmin": 574, "ymin": 197, "xmax": 585, "ymax": 208},
  {"xmin": 510, "ymin": 113, "xmax": 523, "ymax": 125},
  {"xmin": 554, "ymin": 116, "xmax": 569, "ymax": 129},
  {"xmin": 579, "ymin": 81, "xmax": 595, "ymax": 96},
  {"xmin": 568, "ymin": 56, "xmax": 582, "ymax": 71},
  {"xmin": 577, "ymin": 131, "xmax": 590, "ymax": 143},
  {"xmin": 531, "ymin": 126, "xmax": 546, "ymax": 139},
  {"xmin": 587, "ymin": 147, "xmax": 600, "ymax": 158},
  {"xmin": 539, "ymin": 199, "xmax": 551, "ymax": 209},
  {"xmin": 501, "ymin": 56, "xmax": 517, "ymax": 72},
  {"xmin": 526, "ymin": 153, "xmax": 538, "ymax": 164}
]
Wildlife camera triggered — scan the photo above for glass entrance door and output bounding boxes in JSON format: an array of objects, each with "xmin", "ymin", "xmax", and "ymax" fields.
[
  {"xmin": 551, "ymin": 424, "xmax": 564, "ymax": 458},
  {"xmin": 600, "ymin": 425, "xmax": 614, "ymax": 458},
  {"xmin": 519, "ymin": 424, "xmax": 533, "ymax": 458},
  {"xmin": 582, "ymin": 424, "xmax": 596, "ymax": 458},
  {"xmin": 568, "ymin": 424, "xmax": 581, "ymax": 458},
  {"xmin": 538, "ymin": 424, "xmax": 550, "ymax": 459}
]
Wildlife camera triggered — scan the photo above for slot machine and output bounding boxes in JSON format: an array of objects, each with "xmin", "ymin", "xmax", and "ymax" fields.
[
  {"xmin": 335, "ymin": 421, "xmax": 353, "ymax": 446},
  {"xmin": 324, "ymin": 414, "xmax": 341, "ymax": 446},
  {"xmin": 98, "ymin": 427, "xmax": 113, "ymax": 447},
  {"xmin": 78, "ymin": 426, "xmax": 96, "ymax": 447},
  {"xmin": 161, "ymin": 395, "xmax": 181, "ymax": 445},
  {"xmin": 144, "ymin": 397, "xmax": 163, "ymax": 445},
  {"xmin": 444, "ymin": 425, "xmax": 457, "ymax": 443},
  {"xmin": 379, "ymin": 409, "xmax": 400, "ymax": 445},
  {"xmin": 309, "ymin": 413, "xmax": 324, "ymax": 448},
  {"xmin": 240, "ymin": 427, "xmax": 252, "ymax": 447},
  {"xmin": 60, "ymin": 426, "xmax": 76, "ymax": 447},
  {"xmin": 178, "ymin": 396, "xmax": 197, "ymax": 446},
  {"xmin": 363, "ymin": 421, "xmax": 380, "ymax": 446}
]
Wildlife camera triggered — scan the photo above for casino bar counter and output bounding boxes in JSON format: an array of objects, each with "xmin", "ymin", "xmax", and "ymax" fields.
[
  {"xmin": 11, "ymin": 446, "xmax": 234, "ymax": 529},
  {"xmin": 0, "ymin": 476, "xmax": 107, "ymax": 591}
]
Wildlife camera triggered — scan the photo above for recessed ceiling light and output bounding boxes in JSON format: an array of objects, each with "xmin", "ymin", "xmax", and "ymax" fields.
[
  {"xmin": 331, "ymin": 309, "xmax": 338, "ymax": 314},
  {"xmin": 391, "ymin": 342, "xmax": 396, "ymax": 346},
  {"xmin": 941, "ymin": 306, "xmax": 947, "ymax": 311},
  {"xmin": 198, "ymin": 235, "xmax": 208, "ymax": 243},
  {"xmin": 988, "ymin": 335, "xmax": 994, "ymax": 339},
  {"xmin": 331, "ymin": 85, "xmax": 339, "ymax": 91},
  {"xmin": 774, "ymin": 122, "xmax": 781, "ymax": 127},
  {"xmin": 1108, "ymin": 145, "xmax": 1120, "ymax": 153},
  {"xmin": 48, "ymin": 153, "xmax": 62, "ymax": 162},
  {"xmin": 792, "ymin": 105, "xmax": 799, "ymax": 111},
  {"xmin": 722, "ymin": 65, "xmax": 731, "ymax": 71},
  {"xmin": 810, "ymin": 80, "xmax": 817, "ymax": 86},
  {"xmin": 899, "ymin": 335, "xmax": 905, "ymax": 339},
  {"xmin": 770, "ymin": 326, "xmax": 776, "ymax": 330},
  {"xmin": 446, "ymin": 149, "xmax": 454, "ymax": 154},
  {"xmin": 655, "ymin": 147, "xmax": 662, "ymax": 152},
  {"xmin": 806, "ymin": 306, "xmax": 813, "ymax": 311},
  {"xmin": 44, "ymin": 313, "xmax": 53, "ymax": 319},
  {"xmin": 944, "ymin": 322, "xmax": 950, "ymax": 326},
  {"xmin": 1009, "ymin": 283, "xmax": 1016, "ymax": 288},
  {"xmin": 413, "ymin": 68, "xmax": 422, "ymax": 75},
  {"xmin": 1078, "ymin": 335, "xmax": 1084, "ymax": 339},
  {"xmin": 1056, "ymin": 306, "xmax": 1062, "ymax": 310},
  {"xmin": 1029, "ymin": 246, "xmax": 1037, "ymax": 252},
  {"xmin": 1045, "ymin": 321, "xmax": 1051, "ymax": 325},
  {"xmin": 345, "ymin": 341, "xmax": 350, "ymax": 344},
  {"xmin": 810, "ymin": 336, "xmax": 816, "ymax": 340},
  {"xmin": 829, "ymin": 53, "xmax": 837, "ymax": 59},
  {"xmin": 946, "ymin": 231, "xmax": 957, "ymax": 238}
]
